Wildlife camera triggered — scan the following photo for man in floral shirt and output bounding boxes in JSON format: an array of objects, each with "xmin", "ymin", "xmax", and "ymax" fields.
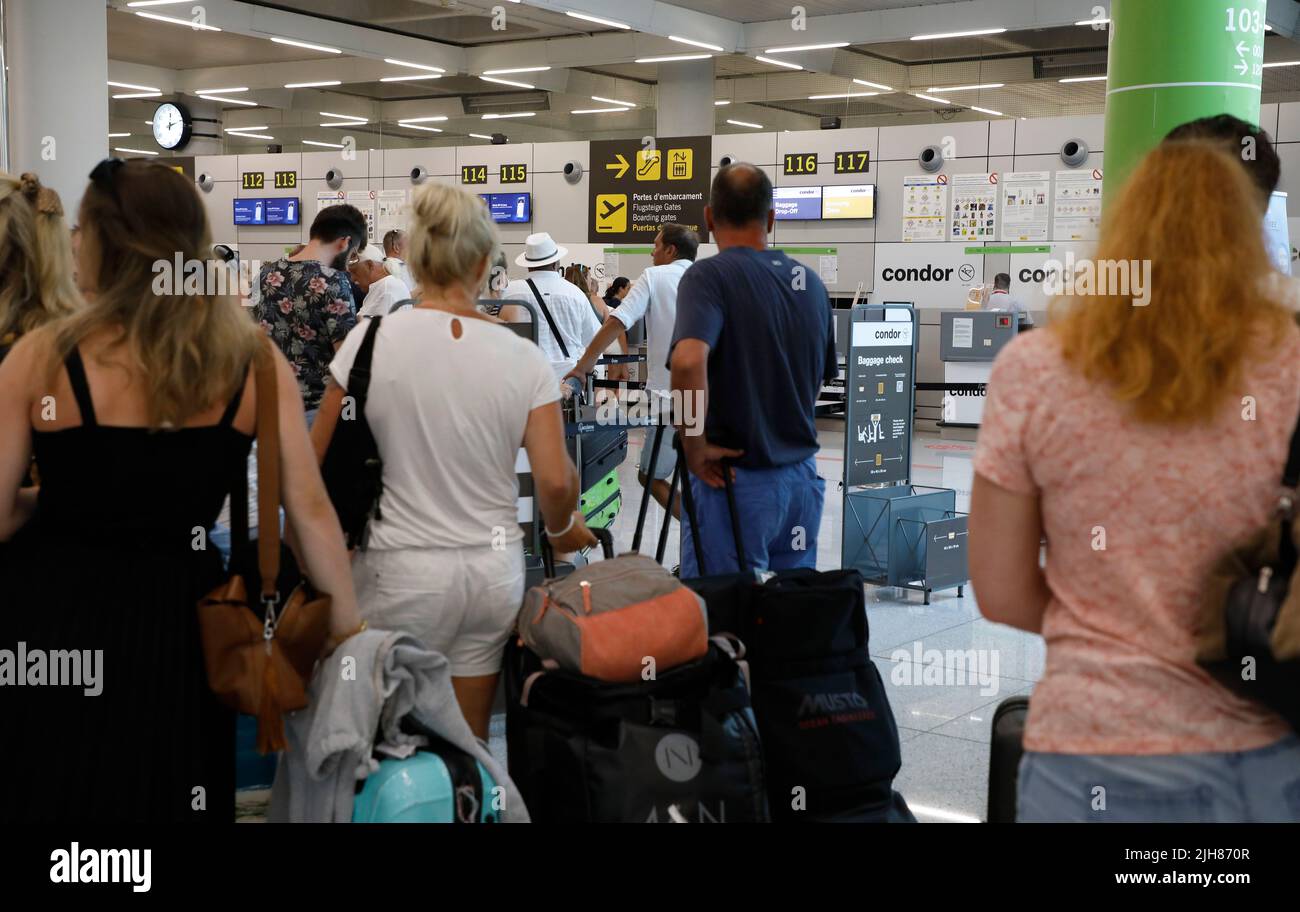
[{"xmin": 256, "ymin": 204, "xmax": 367, "ymax": 417}]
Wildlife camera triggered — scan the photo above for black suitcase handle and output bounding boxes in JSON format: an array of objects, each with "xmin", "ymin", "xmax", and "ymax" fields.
[
  {"xmin": 676, "ymin": 439, "xmax": 748, "ymax": 576},
  {"xmin": 539, "ymin": 525, "xmax": 614, "ymax": 579}
]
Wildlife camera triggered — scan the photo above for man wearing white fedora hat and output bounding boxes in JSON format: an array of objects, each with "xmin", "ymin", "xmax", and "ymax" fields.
[{"xmin": 500, "ymin": 232, "xmax": 603, "ymax": 376}]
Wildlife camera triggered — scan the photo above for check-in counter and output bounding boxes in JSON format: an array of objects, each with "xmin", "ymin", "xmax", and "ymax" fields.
[{"xmin": 938, "ymin": 310, "xmax": 1020, "ymax": 428}]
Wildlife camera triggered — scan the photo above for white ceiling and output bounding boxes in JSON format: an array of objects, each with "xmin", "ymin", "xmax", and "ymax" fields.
[{"xmin": 104, "ymin": 0, "xmax": 1300, "ymax": 153}]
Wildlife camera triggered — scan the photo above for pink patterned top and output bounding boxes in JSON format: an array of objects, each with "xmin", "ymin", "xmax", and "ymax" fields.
[{"xmin": 974, "ymin": 327, "xmax": 1300, "ymax": 754}]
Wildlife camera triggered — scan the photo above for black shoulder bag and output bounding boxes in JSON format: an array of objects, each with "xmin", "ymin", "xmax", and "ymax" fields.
[
  {"xmin": 320, "ymin": 316, "xmax": 385, "ymax": 549},
  {"xmin": 1198, "ymin": 407, "xmax": 1300, "ymax": 730},
  {"xmin": 526, "ymin": 278, "xmax": 569, "ymax": 359}
]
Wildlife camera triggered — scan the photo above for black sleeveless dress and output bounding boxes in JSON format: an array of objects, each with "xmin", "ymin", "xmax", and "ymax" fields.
[{"xmin": 0, "ymin": 349, "xmax": 253, "ymax": 822}]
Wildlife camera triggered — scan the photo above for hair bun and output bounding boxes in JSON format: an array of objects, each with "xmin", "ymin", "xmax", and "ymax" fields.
[{"xmin": 19, "ymin": 173, "xmax": 63, "ymax": 217}]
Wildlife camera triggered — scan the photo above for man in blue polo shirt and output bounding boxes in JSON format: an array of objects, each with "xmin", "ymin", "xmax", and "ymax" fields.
[{"xmin": 670, "ymin": 162, "xmax": 836, "ymax": 576}]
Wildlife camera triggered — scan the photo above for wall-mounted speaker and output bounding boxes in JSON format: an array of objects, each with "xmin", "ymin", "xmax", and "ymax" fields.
[
  {"xmin": 1060, "ymin": 138, "xmax": 1090, "ymax": 167},
  {"xmin": 325, "ymin": 168, "xmax": 344, "ymax": 190},
  {"xmin": 563, "ymin": 160, "xmax": 583, "ymax": 184},
  {"xmin": 918, "ymin": 144, "xmax": 944, "ymax": 173}
]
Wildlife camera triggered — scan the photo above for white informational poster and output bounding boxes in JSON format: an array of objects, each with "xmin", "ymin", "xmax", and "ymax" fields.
[
  {"xmin": 998, "ymin": 171, "xmax": 1051, "ymax": 242},
  {"xmin": 316, "ymin": 190, "xmax": 345, "ymax": 214},
  {"xmin": 951, "ymin": 316, "xmax": 974, "ymax": 349},
  {"xmin": 347, "ymin": 189, "xmax": 378, "ymax": 241},
  {"xmin": 1053, "ymin": 169, "xmax": 1104, "ymax": 241},
  {"xmin": 1265, "ymin": 192, "xmax": 1291, "ymax": 276},
  {"xmin": 902, "ymin": 175, "xmax": 948, "ymax": 242},
  {"xmin": 603, "ymin": 250, "xmax": 619, "ymax": 280},
  {"xmin": 819, "ymin": 254, "xmax": 839, "ymax": 285},
  {"xmin": 376, "ymin": 189, "xmax": 410, "ymax": 238},
  {"xmin": 949, "ymin": 173, "xmax": 998, "ymax": 242}
]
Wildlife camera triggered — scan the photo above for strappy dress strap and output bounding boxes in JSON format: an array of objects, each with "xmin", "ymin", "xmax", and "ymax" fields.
[
  {"xmin": 64, "ymin": 347, "xmax": 98, "ymax": 428},
  {"xmin": 217, "ymin": 359, "xmax": 253, "ymax": 429}
]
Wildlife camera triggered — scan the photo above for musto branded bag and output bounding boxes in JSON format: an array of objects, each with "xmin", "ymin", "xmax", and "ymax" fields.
[
  {"xmin": 518, "ymin": 545, "xmax": 708, "ymax": 683},
  {"xmin": 680, "ymin": 453, "xmax": 912, "ymax": 822},
  {"xmin": 505, "ymin": 639, "xmax": 769, "ymax": 822},
  {"xmin": 1197, "ymin": 404, "xmax": 1300, "ymax": 730}
]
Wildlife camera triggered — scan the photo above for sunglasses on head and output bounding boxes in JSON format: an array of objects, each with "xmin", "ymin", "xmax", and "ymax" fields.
[{"xmin": 89, "ymin": 158, "xmax": 127, "ymax": 204}]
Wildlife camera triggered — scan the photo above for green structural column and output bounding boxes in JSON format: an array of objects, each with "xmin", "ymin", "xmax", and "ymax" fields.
[{"xmin": 1103, "ymin": 0, "xmax": 1266, "ymax": 206}]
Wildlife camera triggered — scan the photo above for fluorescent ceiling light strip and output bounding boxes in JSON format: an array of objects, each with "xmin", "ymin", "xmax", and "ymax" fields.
[
  {"xmin": 754, "ymin": 55, "xmax": 802, "ymax": 71},
  {"xmin": 764, "ymin": 41, "xmax": 849, "ymax": 53},
  {"xmin": 912, "ymin": 93, "xmax": 955, "ymax": 105},
  {"xmin": 565, "ymin": 11, "xmax": 630, "ymax": 30},
  {"xmin": 969, "ymin": 105, "xmax": 1004, "ymax": 116},
  {"xmin": 108, "ymin": 81, "xmax": 160, "ymax": 92},
  {"xmin": 383, "ymin": 58, "xmax": 444, "ymax": 73},
  {"xmin": 483, "ymin": 66, "xmax": 551, "ymax": 75},
  {"xmin": 809, "ymin": 92, "xmax": 878, "ymax": 99},
  {"xmin": 854, "ymin": 79, "xmax": 894, "ymax": 91},
  {"xmin": 908, "ymin": 804, "xmax": 981, "ymax": 823},
  {"xmin": 1059, "ymin": 75, "xmax": 1107, "ymax": 83},
  {"xmin": 379, "ymin": 74, "xmax": 442, "ymax": 83},
  {"xmin": 320, "ymin": 121, "xmax": 365, "ymax": 127},
  {"xmin": 571, "ymin": 107, "xmax": 631, "ymax": 114},
  {"xmin": 224, "ymin": 126, "xmax": 268, "ymax": 132},
  {"xmin": 469, "ymin": 133, "xmax": 494, "ymax": 140},
  {"xmin": 481, "ymin": 76, "xmax": 536, "ymax": 89},
  {"xmin": 635, "ymin": 54, "xmax": 712, "ymax": 63},
  {"xmin": 482, "ymin": 112, "xmax": 534, "ymax": 119},
  {"xmin": 926, "ymin": 83, "xmax": 1004, "ymax": 92},
  {"xmin": 1264, "ymin": 60, "xmax": 1300, "ymax": 67},
  {"xmin": 285, "ymin": 80, "xmax": 342, "ymax": 89},
  {"xmin": 227, "ymin": 132, "xmax": 274, "ymax": 140},
  {"xmin": 108, "ymin": 132, "xmax": 131, "ymax": 138},
  {"xmin": 128, "ymin": 0, "xmax": 191, "ymax": 6},
  {"xmin": 911, "ymin": 28, "xmax": 1006, "ymax": 40},
  {"xmin": 195, "ymin": 87, "xmax": 248, "ymax": 94},
  {"xmin": 727, "ymin": 119, "xmax": 763, "ymax": 129},
  {"xmin": 271, "ymin": 36, "xmax": 341, "ymax": 54},
  {"xmin": 112, "ymin": 92, "xmax": 163, "ymax": 99},
  {"xmin": 1075, "ymin": 18, "xmax": 1110, "ymax": 26},
  {"xmin": 592, "ymin": 95, "xmax": 635, "ymax": 107},
  {"xmin": 401, "ymin": 116, "xmax": 448, "ymax": 123},
  {"xmin": 399, "ymin": 123, "xmax": 443, "ymax": 132},
  {"xmin": 135, "ymin": 11, "xmax": 221, "ymax": 30},
  {"xmin": 714, "ymin": 99, "xmax": 730, "ymax": 105},
  {"xmin": 669, "ymin": 35, "xmax": 724, "ymax": 52},
  {"xmin": 200, "ymin": 94, "xmax": 258, "ymax": 106},
  {"xmin": 115, "ymin": 147, "xmax": 159, "ymax": 156},
  {"xmin": 303, "ymin": 139, "xmax": 344, "ymax": 148},
  {"xmin": 320, "ymin": 111, "xmax": 366, "ymax": 121}
]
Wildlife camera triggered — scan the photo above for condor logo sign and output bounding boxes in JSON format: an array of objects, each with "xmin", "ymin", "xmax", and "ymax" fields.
[
  {"xmin": 796, "ymin": 691, "xmax": 877, "ymax": 729},
  {"xmin": 851, "ymin": 321, "xmax": 913, "ymax": 348},
  {"xmin": 880, "ymin": 265, "xmax": 954, "ymax": 282}
]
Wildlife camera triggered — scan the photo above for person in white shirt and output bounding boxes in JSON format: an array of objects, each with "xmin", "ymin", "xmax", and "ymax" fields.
[
  {"xmin": 350, "ymin": 243, "xmax": 412, "ymax": 319},
  {"xmin": 566, "ymin": 224, "xmax": 698, "ymax": 512},
  {"xmin": 310, "ymin": 185, "xmax": 595, "ymax": 739},
  {"xmin": 988, "ymin": 272, "xmax": 1035, "ymax": 327},
  {"xmin": 382, "ymin": 229, "xmax": 416, "ymax": 293},
  {"xmin": 499, "ymin": 233, "xmax": 603, "ymax": 375}
]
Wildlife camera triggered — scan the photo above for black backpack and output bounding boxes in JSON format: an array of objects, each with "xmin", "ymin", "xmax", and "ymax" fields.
[{"xmin": 320, "ymin": 316, "xmax": 384, "ymax": 549}]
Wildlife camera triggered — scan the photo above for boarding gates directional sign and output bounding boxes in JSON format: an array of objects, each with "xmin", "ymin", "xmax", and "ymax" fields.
[
  {"xmin": 844, "ymin": 304, "xmax": 917, "ymax": 487},
  {"xmin": 588, "ymin": 136, "xmax": 712, "ymax": 244}
]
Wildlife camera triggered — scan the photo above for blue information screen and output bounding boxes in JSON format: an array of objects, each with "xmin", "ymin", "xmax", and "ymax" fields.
[
  {"xmin": 233, "ymin": 198, "xmax": 266, "ymax": 225},
  {"xmin": 264, "ymin": 197, "xmax": 300, "ymax": 226},
  {"xmin": 774, "ymin": 186, "xmax": 823, "ymax": 220},
  {"xmin": 480, "ymin": 192, "xmax": 531, "ymax": 224}
]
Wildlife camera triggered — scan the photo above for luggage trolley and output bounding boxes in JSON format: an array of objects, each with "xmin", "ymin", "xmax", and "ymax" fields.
[{"xmin": 840, "ymin": 302, "xmax": 969, "ymax": 604}]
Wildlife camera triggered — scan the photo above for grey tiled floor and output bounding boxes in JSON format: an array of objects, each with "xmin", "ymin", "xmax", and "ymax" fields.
[{"xmin": 490, "ymin": 425, "xmax": 1044, "ymax": 823}]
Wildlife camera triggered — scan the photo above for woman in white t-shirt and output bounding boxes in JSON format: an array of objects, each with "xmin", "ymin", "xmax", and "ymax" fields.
[{"xmin": 311, "ymin": 183, "xmax": 596, "ymax": 738}]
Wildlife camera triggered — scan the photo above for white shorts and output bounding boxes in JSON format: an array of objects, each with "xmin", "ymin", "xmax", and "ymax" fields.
[{"xmin": 352, "ymin": 544, "xmax": 525, "ymax": 677}]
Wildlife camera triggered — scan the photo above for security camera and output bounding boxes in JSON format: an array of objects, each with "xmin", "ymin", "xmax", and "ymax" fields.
[
  {"xmin": 1060, "ymin": 139, "xmax": 1090, "ymax": 168},
  {"xmin": 197, "ymin": 173, "xmax": 214, "ymax": 193},
  {"xmin": 410, "ymin": 165, "xmax": 428, "ymax": 185},
  {"xmin": 918, "ymin": 145, "xmax": 944, "ymax": 173},
  {"xmin": 719, "ymin": 154, "xmax": 736, "ymax": 167},
  {"xmin": 562, "ymin": 160, "xmax": 584, "ymax": 185},
  {"xmin": 325, "ymin": 168, "xmax": 344, "ymax": 189}
]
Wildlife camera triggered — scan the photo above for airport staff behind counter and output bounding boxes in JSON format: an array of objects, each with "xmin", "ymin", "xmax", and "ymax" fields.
[{"xmin": 987, "ymin": 272, "xmax": 1035, "ymax": 328}]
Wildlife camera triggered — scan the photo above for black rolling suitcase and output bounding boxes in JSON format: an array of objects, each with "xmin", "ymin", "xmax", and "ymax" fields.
[
  {"xmin": 987, "ymin": 695, "xmax": 1029, "ymax": 823},
  {"xmin": 678, "ymin": 449, "xmax": 914, "ymax": 823},
  {"xmin": 504, "ymin": 530, "xmax": 769, "ymax": 823}
]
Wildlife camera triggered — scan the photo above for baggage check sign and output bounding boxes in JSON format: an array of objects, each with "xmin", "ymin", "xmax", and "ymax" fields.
[{"xmin": 589, "ymin": 136, "xmax": 711, "ymax": 243}]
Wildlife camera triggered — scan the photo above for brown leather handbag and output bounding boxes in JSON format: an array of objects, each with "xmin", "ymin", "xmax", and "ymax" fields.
[{"xmin": 197, "ymin": 340, "xmax": 332, "ymax": 753}]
